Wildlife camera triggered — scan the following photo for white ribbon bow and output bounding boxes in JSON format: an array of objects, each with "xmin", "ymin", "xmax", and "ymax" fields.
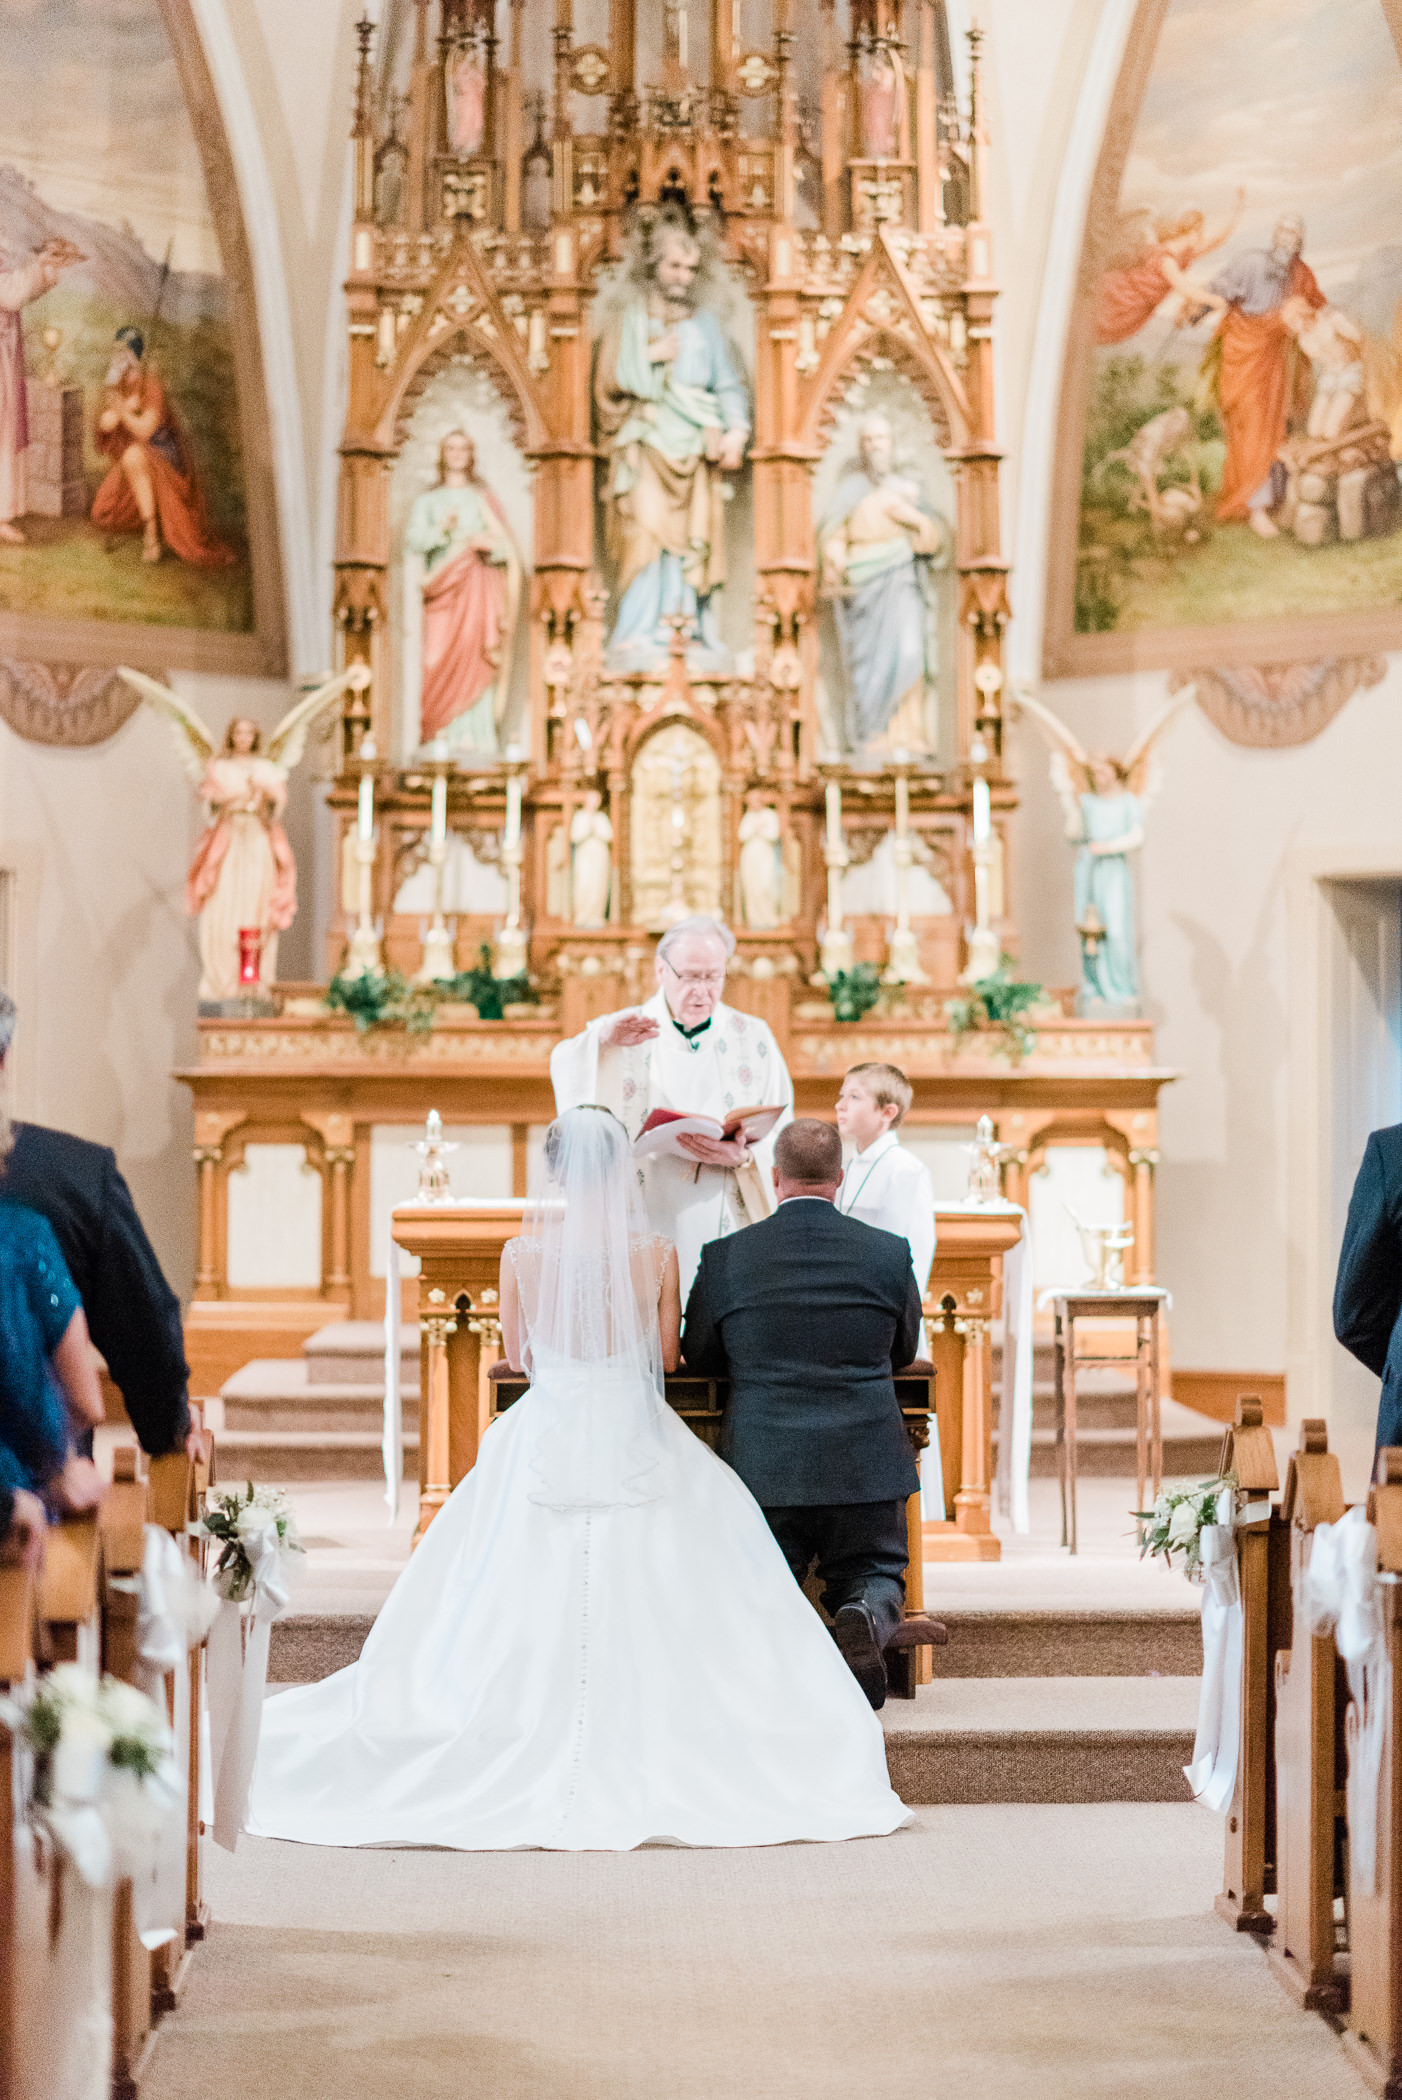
[
  {"xmin": 1184, "ymin": 1491, "xmax": 1245, "ymax": 1814},
  {"xmin": 206, "ymin": 1514, "xmax": 296, "ymax": 1852},
  {"xmin": 1305, "ymin": 1505, "xmax": 1389, "ymax": 1891}
]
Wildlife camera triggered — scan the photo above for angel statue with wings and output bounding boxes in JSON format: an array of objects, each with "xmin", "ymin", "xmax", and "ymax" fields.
[
  {"xmin": 1013, "ymin": 690, "xmax": 1184, "ymax": 1016},
  {"xmin": 118, "ymin": 665, "xmax": 370, "ymax": 1003}
]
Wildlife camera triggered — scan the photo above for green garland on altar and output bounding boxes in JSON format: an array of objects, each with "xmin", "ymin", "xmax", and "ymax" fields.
[
  {"xmin": 325, "ymin": 945, "xmax": 537, "ymax": 1034},
  {"xmin": 824, "ymin": 964, "xmax": 885, "ymax": 1024},
  {"xmin": 945, "ymin": 960, "xmax": 1045, "ymax": 1062}
]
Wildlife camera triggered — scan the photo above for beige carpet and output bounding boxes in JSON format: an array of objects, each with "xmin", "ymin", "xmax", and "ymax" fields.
[{"xmin": 142, "ymin": 1807, "xmax": 1368, "ymax": 2100}]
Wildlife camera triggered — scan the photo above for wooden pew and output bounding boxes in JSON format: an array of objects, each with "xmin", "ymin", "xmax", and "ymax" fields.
[
  {"xmin": 147, "ymin": 1449, "xmax": 209, "ymax": 1990},
  {"xmin": 1341, "ymin": 1447, "xmax": 1402, "ymax": 2097},
  {"xmin": 1267, "ymin": 1420, "xmax": 1347, "ymax": 2011},
  {"xmin": 11, "ymin": 1534, "xmax": 118, "ymax": 2100},
  {"xmin": 100, "ymin": 1450, "xmax": 157, "ymax": 2100},
  {"xmin": 1214, "ymin": 1397, "xmax": 1288, "ymax": 1935}
]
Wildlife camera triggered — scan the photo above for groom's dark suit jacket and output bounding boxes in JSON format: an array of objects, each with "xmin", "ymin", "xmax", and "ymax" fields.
[
  {"xmin": 1335, "ymin": 1121, "xmax": 1402, "ymax": 1451},
  {"xmin": 680, "ymin": 1198, "xmax": 922, "ymax": 1507}
]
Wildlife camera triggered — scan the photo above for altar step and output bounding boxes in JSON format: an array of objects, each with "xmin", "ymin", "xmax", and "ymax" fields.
[
  {"xmin": 266, "ymin": 1611, "xmax": 1199, "ymax": 1805},
  {"xmin": 268, "ymin": 1603, "xmax": 1202, "ymax": 1686},
  {"xmin": 213, "ymin": 1322, "xmax": 420, "ymax": 1482}
]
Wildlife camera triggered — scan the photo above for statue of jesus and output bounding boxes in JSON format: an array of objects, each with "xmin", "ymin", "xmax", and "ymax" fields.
[{"xmin": 594, "ymin": 221, "xmax": 750, "ymax": 669}]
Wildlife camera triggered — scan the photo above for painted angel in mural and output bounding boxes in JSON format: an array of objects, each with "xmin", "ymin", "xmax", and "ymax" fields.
[
  {"xmin": 116, "ymin": 665, "xmax": 370, "ymax": 1002},
  {"xmin": 1094, "ymin": 192, "xmax": 1244, "ymax": 347},
  {"xmin": 595, "ymin": 218, "xmax": 750, "ymax": 669},
  {"xmin": 403, "ymin": 428, "xmax": 521, "ymax": 754},
  {"xmin": 92, "ymin": 326, "xmax": 236, "ymax": 568},
  {"xmin": 819, "ymin": 412, "xmax": 949, "ymax": 755},
  {"xmin": 1012, "ymin": 690, "xmax": 1185, "ymax": 1017}
]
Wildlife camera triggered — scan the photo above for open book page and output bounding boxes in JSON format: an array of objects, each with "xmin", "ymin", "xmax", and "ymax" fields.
[{"xmin": 632, "ymin": 1104, "xmax": 785, "ymax": 1160}]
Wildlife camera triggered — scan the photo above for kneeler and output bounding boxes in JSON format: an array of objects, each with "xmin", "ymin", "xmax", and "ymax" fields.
[{"xmin": 1267, "ymin": 1421, "xmax": 1347, "ymax": 2013}]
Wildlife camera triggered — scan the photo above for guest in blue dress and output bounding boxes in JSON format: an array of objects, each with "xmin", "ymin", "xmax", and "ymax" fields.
[{"xmin": 0, "ymin": 1203, "xmax": 105, "ymax": 1515}]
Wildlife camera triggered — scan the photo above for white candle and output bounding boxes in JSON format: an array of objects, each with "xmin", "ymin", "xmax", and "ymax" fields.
[
  {"xmin": 504, "ymin": 770, "xmax": 522, "ymax": 852},
  {"xmin": 430, "ymin": 768, "xmax": 447, "ymax": 850},
  {"xmin": 893, "ymin": 771, "xmax": 909, "ymax": 838},
  {"xmin": 357, "ymin": 735, "xmax": 377, "ymax": 843},
  {"xmin": 972, "ymin": 776, "xmax": 991, "ymax": 846},
  {"xmin": 825, "ymin": 779, "xmax": 842, "ymax": 853}
]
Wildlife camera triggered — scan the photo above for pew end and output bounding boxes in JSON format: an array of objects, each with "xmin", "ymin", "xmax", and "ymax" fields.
[
  {"xmin": 1214, "ymin": 1398, "xmax": 1289, "ymax": 1937},
  {"xmin": 1267, "ymin": 1420, "xmax": 1348, "ymax": 2014},
  {"xmin": 38, "ymin": 1518, "xmax": 101, "ymax": 1667}
]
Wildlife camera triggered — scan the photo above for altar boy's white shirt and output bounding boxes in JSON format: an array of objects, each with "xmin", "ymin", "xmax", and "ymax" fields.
[
  {"xmin": 836, "ymin": 1129, "xmax": 936, "ymax": 1297},
  {"xmin": 549, "ymin": 988, "xmax": 794, "ymax": 1300}
]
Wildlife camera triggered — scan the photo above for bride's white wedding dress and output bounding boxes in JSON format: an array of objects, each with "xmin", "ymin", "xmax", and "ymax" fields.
[{"xmin": 246, "ymin": 1109, "xmax": 910, "ymax": 1853}]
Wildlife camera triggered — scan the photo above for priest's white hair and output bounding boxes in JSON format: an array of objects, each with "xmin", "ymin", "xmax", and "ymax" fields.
[{"xmin": 655, "ymin": 916, "xmax": 736, "ymax": 964}]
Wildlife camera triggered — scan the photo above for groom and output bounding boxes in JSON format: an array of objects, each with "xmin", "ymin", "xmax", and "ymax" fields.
[{"xmin": 680, "ymin": 1118, "xmax": 922, "ymax": 1709}]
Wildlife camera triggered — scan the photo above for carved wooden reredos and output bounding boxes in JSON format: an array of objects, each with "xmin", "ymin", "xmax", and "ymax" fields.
[{"xmin": 327, "ymin": 0, "xmax": 1014, "ymax": 987}]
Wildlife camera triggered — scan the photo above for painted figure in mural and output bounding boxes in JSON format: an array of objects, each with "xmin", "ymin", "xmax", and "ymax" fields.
[
  {"xmin": 0, "ymin": 237, "xmax": 83, "ymax": 543},
  {"xmin": 819, "ymin": 412, "xmax": 948, "ymax": 756},
  {"xmin": 1013, "ymin": 691, "xmax": 1184, "ymax": 1016},
  {"xmin": 1282, "ymin": 296, "xmax": 1368, "ymax": 442},
  {"xmin": 1093, "ymin": 194, "xmax": 1242, "ymax": 347},
  {"xmin": 91, "ymin": 328, "xmax": 236, "ymax": 568},
  {"xmin": 1200, "ymin": 213, "xmax": 1325, "ymax": 534},
  {"xmin": 115, "ymin": 665, "xmax": 367, "ymax": 1001},
  {"xmin": 738, "ymin": 796, "xmax": 785, "ymax": 930},
  {"xmin": 595, "ymin": 220, "xmax": 750, "ymax": 668},
  {"xmin": 569, "ymin": 789, "xmax": 613, "ymax": 927},
  {"xmin": 404, "ymin": 429, "xmax": 521, "ymax": 753}
]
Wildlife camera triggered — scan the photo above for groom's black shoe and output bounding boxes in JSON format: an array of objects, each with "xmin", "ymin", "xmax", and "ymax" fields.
[{"xmin": 832, "ymin": 1601, "xmax": 888, "ymax": 1711}]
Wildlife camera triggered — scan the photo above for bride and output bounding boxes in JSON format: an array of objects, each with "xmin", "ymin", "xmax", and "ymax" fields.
[{"xmin": 246, "ymin": 1104, "xmax": 910, "ymax": 1851}]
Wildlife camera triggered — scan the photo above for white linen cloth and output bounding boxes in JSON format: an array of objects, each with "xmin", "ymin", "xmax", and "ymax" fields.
[
  {"xmin": 1306, "ymin": 1505, "xmax": 1390, "ymax": 1890},
  {"xmin": 1183, "ymin": 1492, "xmax": 1243, "ymax": 1812},
  {"xmin": 549, "ymin": 991, "xmax": 794, "ymax": 1300},
  {"xmin": 936, "ymin": 1201, "xmax": 1034, "ymax": 1534},
  {"xmin": 132, "ymin": 1525, "xmax": 215, "ymax": 1948},
  {"xmin": 383, "ymin": 1231, "xmax": 403, "ymax": 1520},
  {"xmin": 245, "ymin": 1345, "xmax": 910, "ymax": 1852}
]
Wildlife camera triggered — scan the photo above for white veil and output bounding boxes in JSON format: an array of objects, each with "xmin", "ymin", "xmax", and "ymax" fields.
[{"xmin": 509, "ymin": 1104, "xmax": 672, "ymax": 1510}]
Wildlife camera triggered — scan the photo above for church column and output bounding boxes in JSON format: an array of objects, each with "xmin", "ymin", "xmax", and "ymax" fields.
[
  {"xmin": 301, "ymin": 1112, "xmax": 356, "ymax": 1295},
  {"xmin": 191, "ymin": 1112, "xmax": 246, "ymax": 1296},
  {"xmin": 1128, "ymin": 1144, "xmax": 1159, "ymax": 1286}
]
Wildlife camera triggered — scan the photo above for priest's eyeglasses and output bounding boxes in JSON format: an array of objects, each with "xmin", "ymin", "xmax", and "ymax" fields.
[{"xmin": 662, "ymin": 959, "xmax": 725, "ymax": 989}]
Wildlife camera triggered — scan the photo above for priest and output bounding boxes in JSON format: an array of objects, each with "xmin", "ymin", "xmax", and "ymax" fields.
[{"xmin": 549, "ymin": 916, "xmax": 793, "ymax": 1296}]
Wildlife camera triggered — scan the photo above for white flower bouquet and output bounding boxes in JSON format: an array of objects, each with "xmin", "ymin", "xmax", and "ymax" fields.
[
  {"xmin": 13, "ymin": 1662, "xmax": 172, "ymax": 1805},
  {"xmin": 1134, "ymin": 1473, "xmax": 1238, "ymax": 1580},
  {"xmin": 198, "ymin": 1482, "xmax": 303, "ymax": 1603}
]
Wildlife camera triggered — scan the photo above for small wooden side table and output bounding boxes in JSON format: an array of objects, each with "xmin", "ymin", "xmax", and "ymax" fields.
[{"xmin": 1049, "ymin": 1289, "xmax": 1171, "ymax": 1554}]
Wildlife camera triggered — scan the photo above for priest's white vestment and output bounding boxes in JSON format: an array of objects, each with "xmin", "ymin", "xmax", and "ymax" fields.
[{"xmin": 549, "ymin": 989, "xmax": 794, "ymax": 1298}]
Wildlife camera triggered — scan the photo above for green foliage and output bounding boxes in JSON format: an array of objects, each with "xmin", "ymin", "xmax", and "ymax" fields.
[
  {"xmin": 1134, "ymin": 1473, "xmax": 1238, "ymax": 1578},
  {"xmin": 825, "ymin": 964, "xmax": 884, "ymax": 1024},
  {"xmin": 1081, "ymin": 353, "xmax": 1220, "ymax": 517},
  {"xmin": 441, "ymin": 944, "xmax": 538, "ymax": 1022},
  {"xmin": 945, "ymin": 961, "xmax": 1044, "ymax": 1062},
  {"xmin": 325, "ymin": 947, "xmax": 538, "ymax": 1033},
  {"xmin": 1073, "ymin": 560, "xmax": 1121, "ymax": 633}
]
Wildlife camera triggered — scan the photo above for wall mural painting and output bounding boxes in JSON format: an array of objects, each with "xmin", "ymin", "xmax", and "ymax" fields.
[
  {"xmin": 0, "ymin": 0, "xmax": 279, "ymax": 679},
  {"xmin": 392, "ymin": 358, "xmax": 531, "ymax": 761},
  {"xmin": 1048, "ymin": 0, "xmax": 1402, "ymax": 678},
  {"xmin": 812, "ymin": 369, "xmax": 955, "ymax": 762}
]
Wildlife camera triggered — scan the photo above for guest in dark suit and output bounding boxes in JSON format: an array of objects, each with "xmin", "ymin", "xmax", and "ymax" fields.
[
  {"xmin": 1335, "ymin": 1121, "xmax": 1402, "ymax": 1452},
  {"xmin": 681, "ymin": 1116, "xmax": 922, "ymax": 1709},
  {"xmin": 0, "ymin": 991, "xmax": 199, "ymax": 1461}
]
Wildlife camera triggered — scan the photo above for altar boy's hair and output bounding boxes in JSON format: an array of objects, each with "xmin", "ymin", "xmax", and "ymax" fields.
[{"xmin": 843, "ymin": 1062, "xmax": 913, "ymax": 1127}]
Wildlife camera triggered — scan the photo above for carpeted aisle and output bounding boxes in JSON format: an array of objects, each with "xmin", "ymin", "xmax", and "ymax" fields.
[{"xmin": 142, "ymin": 1806, "xmax": 1368, "ymax": 2100}]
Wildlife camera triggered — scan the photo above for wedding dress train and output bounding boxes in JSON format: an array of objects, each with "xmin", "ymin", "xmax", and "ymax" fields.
[
  {"xmin": 245, "ymin": 1352, "xmax": 909, "ymax": 1850},
  {"xmin": 246, "ymin": 1106, "xmax": 910, "ymax": 1853}
]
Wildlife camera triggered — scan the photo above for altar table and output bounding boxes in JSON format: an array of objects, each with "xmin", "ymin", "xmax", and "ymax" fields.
[{"xmin": 924, "ymin": 1204, "xmax": 1026, "ymax": 1563}]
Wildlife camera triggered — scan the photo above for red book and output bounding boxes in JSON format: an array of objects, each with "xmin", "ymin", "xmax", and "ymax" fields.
[{"xmin": 633, "ymin": 1104, "xmax": 785, "ymax": 1159}]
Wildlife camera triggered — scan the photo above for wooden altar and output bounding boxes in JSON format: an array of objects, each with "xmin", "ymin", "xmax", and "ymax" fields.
[{"xmin": 176, "ymin": 2, "xmax": 1179, "ymax": 1421}]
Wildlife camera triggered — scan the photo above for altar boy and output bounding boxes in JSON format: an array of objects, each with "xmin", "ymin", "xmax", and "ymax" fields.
[{"xmin": 834, "ymin": 1063, "xmax": 935, "ymax": 1302}]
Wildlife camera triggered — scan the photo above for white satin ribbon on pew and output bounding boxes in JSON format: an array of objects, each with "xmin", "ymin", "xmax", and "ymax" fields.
[
  {"xmin": 384, "ymin": 1232, "xmax": 403, "ymax": 1522},
  {"xmin": 129, "ymin": 1526, "xmax": 216, "ymax": 1946},
  {"xmin": 206, "ymin": 1516, "xmax": 294, "ymax": 1852},
  {"xmin": 1183, "ymin": 1492, "xmax": 1243, "ymax": 1813},
  {"xmin": 1306, "ymin": 1505, "xmax": 1390, "ymax": 1892}
]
